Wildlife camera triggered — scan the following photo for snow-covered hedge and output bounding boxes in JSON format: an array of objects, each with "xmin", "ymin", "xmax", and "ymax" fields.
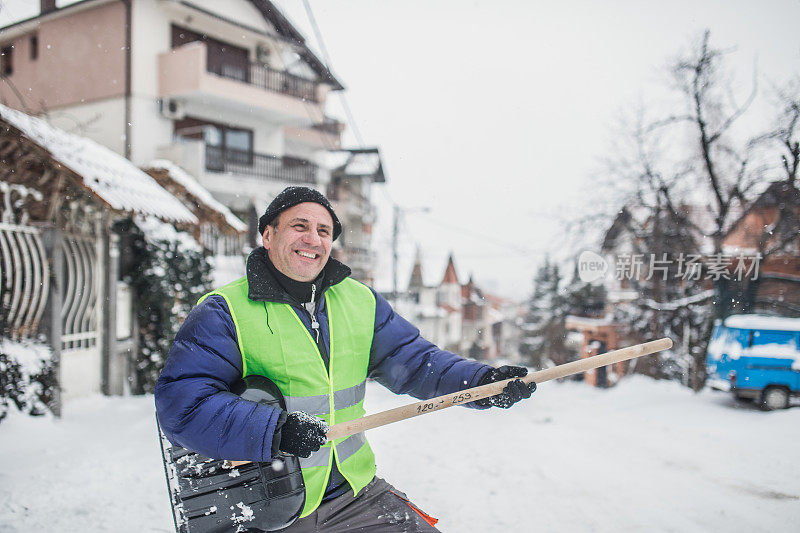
[
  {"xmin": 118, "ymin": 216, "xmax": 212, "ymax": 394},
  {"xmin": 0, "ymin": 338, "xmax": 56, "ymax": 423}
]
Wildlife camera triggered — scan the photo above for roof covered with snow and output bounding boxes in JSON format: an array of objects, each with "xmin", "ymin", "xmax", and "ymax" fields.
[
  {"xmin": 147, "ymin": 160, "xmax": 247, "ymax": 232},
  {"xmin": 724, "ymin": 314, "xmax": 800, "ymax": 332},
  {"xmin": 134, "ymin": 214, "xmax": 202, "ymax": 252},
  {"xmin": 331, "ymin": 148, "xmax": 386, "ymax": 182},
  {"xmin": 345, "ymin": 153, "xmax": 381, "ymax": 176},
  {"xmin": 0, "ymin": 104, "xmax": 196, "ymax": 223}
]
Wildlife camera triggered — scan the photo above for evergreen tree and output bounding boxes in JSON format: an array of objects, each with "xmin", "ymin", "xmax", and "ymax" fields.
[
  {"xmin": 519, "ymin": 258, "xmax": 569, "ymax": 368},
  {"xmin": 521, "ymin": 258, "xmax": 610, "ymax": 370},
  {"xmin": 563, "ymin": 263, "xmax": 607, "ymax": 320}
]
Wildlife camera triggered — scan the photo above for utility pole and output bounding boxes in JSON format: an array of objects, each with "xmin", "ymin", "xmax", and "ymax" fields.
[{"xmin": 392, "ymin": 204, "xmax": 400, "ymax": 301}]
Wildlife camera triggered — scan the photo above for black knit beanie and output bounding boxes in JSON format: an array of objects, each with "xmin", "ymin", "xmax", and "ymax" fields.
[{"xmin": 257, "ymin": 186, "xmax": 342, "ymax": 240}]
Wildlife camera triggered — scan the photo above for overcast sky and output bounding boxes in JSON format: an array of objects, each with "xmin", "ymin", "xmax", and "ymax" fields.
[
  {"xmin": 2, "ymin": 1, "xmax": 800, "ymax": 299},
  {"xmin": 274, "ymin": 0, "xmax": 800, "ymax": 298}
]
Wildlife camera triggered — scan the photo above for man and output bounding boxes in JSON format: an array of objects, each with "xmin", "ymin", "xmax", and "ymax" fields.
[{"xmin": 155, "ymin": 186, "xmax": 535, "ymax": 532}]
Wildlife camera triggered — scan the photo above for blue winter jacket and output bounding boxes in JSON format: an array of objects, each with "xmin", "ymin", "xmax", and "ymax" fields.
[{"xmin": 155, "ymin": 250, "xmax": 491, "ymax": 463}]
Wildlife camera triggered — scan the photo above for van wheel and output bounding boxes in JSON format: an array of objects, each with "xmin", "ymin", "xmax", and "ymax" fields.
[{"xmin": 761, "ymin": 387, "xmax": 790, "ymax": 411}]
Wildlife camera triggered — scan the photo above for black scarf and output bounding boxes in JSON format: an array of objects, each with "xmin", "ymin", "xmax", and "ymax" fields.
[{"xmin": 245, "ymin": 247, "xmax": 351, "ymax": 305}]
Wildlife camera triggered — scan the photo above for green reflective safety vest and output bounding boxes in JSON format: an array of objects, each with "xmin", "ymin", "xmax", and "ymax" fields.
[{"xmin": 200, "ymin": 276, "xmax": 377, "ymax": 517}]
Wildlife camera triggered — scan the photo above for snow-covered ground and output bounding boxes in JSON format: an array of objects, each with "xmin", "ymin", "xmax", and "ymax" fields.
[{"xmin": 1, "ymin": 377, "xmax": 798, "ymax": 532}]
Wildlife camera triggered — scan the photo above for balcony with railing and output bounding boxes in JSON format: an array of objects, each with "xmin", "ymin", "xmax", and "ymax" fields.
[
  {"xmin": 206, "ymin": 59, "xmax": 320, "ymax": 103},
  {"xmin": 342, "ymin": 246, "xmax": 375, "ymax": 283},
  {"xmin": 312, "ymin": 118, "xmax": 345, "ymax": 135},
  {"xmin": 158, "ymin": 42, "xmax": 327, "ymax": 122},
  {"xmin": 205, "ymin": 146, "xmax": 317, "ymax": 184}
]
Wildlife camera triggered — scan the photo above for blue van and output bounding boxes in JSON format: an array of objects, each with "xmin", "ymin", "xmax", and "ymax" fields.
[{"xmin": 706, "ymin": 314, "xmax": 800, "ymax": 410}]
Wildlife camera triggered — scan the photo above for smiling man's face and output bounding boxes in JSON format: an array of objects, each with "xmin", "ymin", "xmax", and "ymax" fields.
[{"xmin": 262, "ymin": 202, "xmax": 334, "ymax": 282}]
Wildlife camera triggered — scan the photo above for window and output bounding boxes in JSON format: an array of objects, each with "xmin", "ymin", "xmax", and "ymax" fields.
[
  {"xmin": 751, "ymin": 330, "xmax": 795, "ymax": 348},
  {"xmin": 174, "ymin": 117, "xmax": 253, "ymax": 169},
  {"xmin": 1, "ymin": 45, "xmax": 13, "ymax": 76},
  {"xmin": 171, "ymin": 25, "xmax": 250, "ymax": 82},
  {"xmin": 225, "ymin": 129, "xmax": 251, "ymax": 153},
  {"xmin": 30, "ymin": 35, "xmax": 38, "ymax": 60},
  {"xmin": 748, "ymin": 329, "xmax": 797, "ymax": 358},
  {"xmin": 718, "ymin": 327, "xmax": 749, "ymax": 359}
]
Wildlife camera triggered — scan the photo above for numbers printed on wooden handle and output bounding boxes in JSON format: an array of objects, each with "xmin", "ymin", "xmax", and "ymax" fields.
[{"xmin": 415, "ymin": 392, "xmax": 473, "ymax": 414}]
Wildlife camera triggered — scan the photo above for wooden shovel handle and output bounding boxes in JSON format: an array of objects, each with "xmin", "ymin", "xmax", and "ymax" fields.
[
  {"xmin": 228, "ymin": 337, "xmax": 672, "ymax": 466},
  {"xmin": 325, "ymin": 337, "xmax": 672, "ymax": 441}
]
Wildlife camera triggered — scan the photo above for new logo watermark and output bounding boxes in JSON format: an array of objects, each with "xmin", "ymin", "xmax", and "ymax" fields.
[
  {"xmin": 578, "ymin": 251, "xmax": 608, "ymax": 282},
  {"xmin": 577, "ymin": 252, "xmax": 761, "ymax": 282}
]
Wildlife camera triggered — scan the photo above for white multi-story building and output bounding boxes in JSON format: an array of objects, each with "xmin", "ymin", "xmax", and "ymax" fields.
[
  {"xmin": 0, "ymin": 0, "xmax": 358, "ymax": 244},
  {"xmin": 328, "ymin": 148, "xmax": 385, "ymax": 285}
]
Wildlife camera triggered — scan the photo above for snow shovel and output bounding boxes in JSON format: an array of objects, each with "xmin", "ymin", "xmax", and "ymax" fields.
[{"xmin": 157, "ymin": 375, "xmax": 305, "ymax": 533}]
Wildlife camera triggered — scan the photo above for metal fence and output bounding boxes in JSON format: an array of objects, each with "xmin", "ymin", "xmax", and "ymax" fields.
[
  {"xmin": 0, "ymin": 223, "xmax": 50, "ymax": 339},
  {"xmin": 60, "ymin": 232, "xmax": 100, "ymax": 351},
  {"xmin": 207, "ymin": 60, "xmax": 320, "ymax": 102},
  {"xmin": 248, "ymin": 63, "xmax": 319, "ymax": 102},
  {"xmin": 205, "ymin": 146, "xmax": 317, "ymax": 184}
]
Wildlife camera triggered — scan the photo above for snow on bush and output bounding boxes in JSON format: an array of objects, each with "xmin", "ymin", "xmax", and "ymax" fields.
[
  {"xmin": 116, "ymin": 216, "xmax": 212, "ymax": 393},
  {"xmin": 0, "ymin": 338, "xmax": 56, "ymax": 423}
]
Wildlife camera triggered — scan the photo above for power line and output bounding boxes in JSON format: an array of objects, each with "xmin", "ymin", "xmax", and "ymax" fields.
[
  {"xmin": 300, "ymin": 0, "xmax": 332, "ymax": 67},
  {"xmin": 413, "ymin": 212, "xmax": 540, "ymax": 257},
  {"xmin": 301, "ymin": 0, "xmax": 364, "ymax": 147}
]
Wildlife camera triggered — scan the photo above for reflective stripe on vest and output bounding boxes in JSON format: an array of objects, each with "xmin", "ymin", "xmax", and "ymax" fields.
[
  {"xmin": 284, "ymin": 380, "xmax": 367, "ymax": 416},
  {"xmin": 200, "ymin": 276, "xmax": 377, "ymax": 517}
]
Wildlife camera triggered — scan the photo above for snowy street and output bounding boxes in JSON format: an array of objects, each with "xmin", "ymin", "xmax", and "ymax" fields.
[
  {"xmin": 0, "ymin": 2, "xmax": 798, "ymax": 532},
  {"xmin": 1, "ymin": 377, "xmax": 798, "ymax": 532}
]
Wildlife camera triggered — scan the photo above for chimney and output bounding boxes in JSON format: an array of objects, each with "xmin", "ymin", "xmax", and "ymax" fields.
[{"xmin": 41, "ymin": 0, "xmax": 56, "ymax": 15}]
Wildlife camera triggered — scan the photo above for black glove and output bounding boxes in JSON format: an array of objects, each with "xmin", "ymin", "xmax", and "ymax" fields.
[
  {"xmin": 278, "ymin": 411, "xmax": 328, "ymax": 458},
  {"xmin": 474, "ymin": 365, "xmax": 537, "ymax": 409}
]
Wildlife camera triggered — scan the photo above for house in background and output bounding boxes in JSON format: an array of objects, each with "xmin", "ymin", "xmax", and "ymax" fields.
[
  {"xmin": 565, "ymin": 206, "xmax": 648, "ymax": 386},
  {"xmin": 394, "ymin": 249, "xmax": 454, "ymax": 351},
  {"xmin": 722, "ymin": 180, "xmax": 800, "ymax": 316},
  {"xmin": 396, "ymin": 251, "xmax": 522, "ymax": 362},
  {"xmin": 461, "ymin": 276, "xmax": 520, "ymax": 362},
  {"xmin": 0, "ymin": 0, "xmax": 383, "ymax": 262},
  {"xmin": 567, "ymin": 181, "xmax": 800, "ymax": 386},
  {"xmin": 565, "ymin": 204, "xmax": 710, "ymax": 386},
  {"xmin": 327, "ymin": 147, "xmax": 385, "ymax": 285},
  {"xmin": 0, "ymin": 0, "xmax": 388, "ymax": 405},
  {"xmin": 437, "ymin": 254, "xmax": 463, "ymax": 352}
]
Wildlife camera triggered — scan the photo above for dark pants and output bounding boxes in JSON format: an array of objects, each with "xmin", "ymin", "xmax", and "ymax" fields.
[{"xmin": 275, "ymin": 477, "xmax": 441, "ymax": 532}]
